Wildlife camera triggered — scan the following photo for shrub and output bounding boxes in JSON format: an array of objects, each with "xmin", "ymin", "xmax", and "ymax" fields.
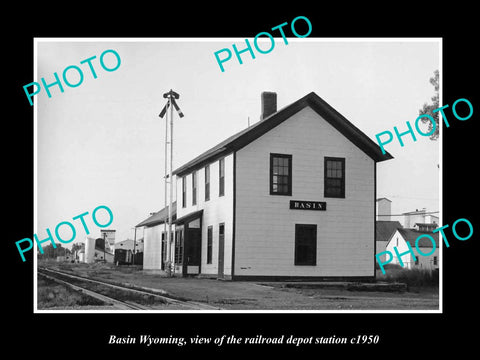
[{"xmin": 382, "ymin": 268, "xmax": 439, "ymax": 287}]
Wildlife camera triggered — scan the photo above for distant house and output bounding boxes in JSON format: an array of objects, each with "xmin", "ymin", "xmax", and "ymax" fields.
[
  {"xmin": 376, "ymin": 220, "xmax": 403, "ymax": 262},
  {"xmin": 386, "ymin": 227, "xmax": 439, "ymax": 270}
]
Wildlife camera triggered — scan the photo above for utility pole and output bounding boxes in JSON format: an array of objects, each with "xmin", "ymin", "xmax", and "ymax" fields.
[
  {"xmin": 168, "ymin": 93, "xmax": 174, "ymax": 275},
  {"xmin": 163, "ymin": 99, "xmax": 168, "ymax": 272},
  {"xmin": 102, "ymin": 232, "xmax": 107, "ymax": 263},
  {"xmin": 132, "ymin": 226, "xmax": 137, "ymax": 265}
]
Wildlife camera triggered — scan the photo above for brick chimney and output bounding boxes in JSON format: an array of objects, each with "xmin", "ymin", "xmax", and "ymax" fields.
[{"xmin": 261, "ymin": 91, "xmax": 277, "ymax": 120}]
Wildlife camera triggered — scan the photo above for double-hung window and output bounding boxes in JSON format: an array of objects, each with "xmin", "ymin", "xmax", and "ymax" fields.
[
  {"xmin": 182, "ymin": 176, "xmax": 187, "ymax": 208},
  {"xmin": 219, "ymin": 158, "xmax": 225, "ymax": 197},
  {"xmin": 270, "ymin": 153, "xmax": 292, "ymax": 196},
  {"xmin": 174, "ymin": 231, "xmax": 183, "ymax": 264},
  {"xmin": 192, "ymin": 171, "xmax": 197, "ymax": 205},
  {"xmin": 324, "ymin": 157, "xmax": 345, "ymax": 198},
  {"xmin": 205, "ymin": 165, "xmax": 210, "ymax": 201}
]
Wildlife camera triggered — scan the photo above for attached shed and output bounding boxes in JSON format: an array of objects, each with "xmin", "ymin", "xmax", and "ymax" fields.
[{"xmin": 136, "ymin": 202, "xmax": 177, "ymax": 271}]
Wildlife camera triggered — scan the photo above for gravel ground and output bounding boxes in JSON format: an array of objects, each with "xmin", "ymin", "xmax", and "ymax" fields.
[{"xmin": 39, "ymin": 261, "xmax": 439, "ymax": 311}]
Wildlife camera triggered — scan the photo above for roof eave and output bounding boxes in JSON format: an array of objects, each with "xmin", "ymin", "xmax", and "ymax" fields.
[
  {"xmin": 172, "ymin": 91, "xmax": 393, "ymax": 176},
  {"xmin": 303, "ymin": 94, "xmax": 394, "ymax": 162},
  {"xmin": 136, "ymin": 215, "xmax": 177, "ymax": 228}
]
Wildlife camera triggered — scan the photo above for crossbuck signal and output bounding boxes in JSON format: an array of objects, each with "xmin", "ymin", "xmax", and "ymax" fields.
[{"xmin": 159, "ymin": 89, "xmax": 184, "ymax": 118}]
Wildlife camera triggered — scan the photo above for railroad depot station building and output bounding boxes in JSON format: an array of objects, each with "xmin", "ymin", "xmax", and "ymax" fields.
[{"xmin": 136, "ymin": 91, "xmax": 393, "ymax": 280}]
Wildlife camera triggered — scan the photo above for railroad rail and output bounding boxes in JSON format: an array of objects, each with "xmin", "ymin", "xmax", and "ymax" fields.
[{"xmin": 38, "ymin": 267, "xmax": 222, "ymax": 311}]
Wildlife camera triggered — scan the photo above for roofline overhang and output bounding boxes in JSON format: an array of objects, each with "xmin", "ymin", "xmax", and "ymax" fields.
[
  {"xmin": 173, "ymin": 209, "xmax": 203, "ymax": 225},
  {"xmin": 172, "ymin": 92, "xmax": 393, "ymax": 177}
]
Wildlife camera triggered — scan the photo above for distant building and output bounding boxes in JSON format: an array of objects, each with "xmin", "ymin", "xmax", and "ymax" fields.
[
  {"xmin": 72, "ymin": 243, "xmax": 85, "ymax": 263},
  {"xmin": 376, "ymin": 197, "xmax": 403, "ymax": 262},
  {"xmin": 403, "ymin": 208, "xmax": 438, "ymax": 228},
  {"xmin": 77, "ymin": 249, "xmax": 85, "ymax": 263},
  {"xmin": 114, "ymin": 238, "xmax": 145, "ymax": 265},
  {"xmin": 115, "ymin": 238, "xmax": 144, "ymax": 253},
  {"xmin": 100, "ymin": 229, "xmax": 116, "ymax": 252},
  {"xmin": 376, "ymin": 198, "xmax": 392, "ymax": 221},
  {"xmin": 84, "ymin": 236, "xmax": 114, "ymax": 263}
]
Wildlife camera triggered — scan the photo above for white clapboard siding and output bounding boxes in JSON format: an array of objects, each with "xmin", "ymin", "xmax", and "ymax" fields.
[
  {"xmin": 235, "ymin": 106, "xmax": 375, "ymax": 277},
  {"xmin": 143, "ymin": 224, "xmax": 162, "ymax": 270},
  {"xmin": 176, "ymin": 153, "xmax": 234, "ymax": 277}
]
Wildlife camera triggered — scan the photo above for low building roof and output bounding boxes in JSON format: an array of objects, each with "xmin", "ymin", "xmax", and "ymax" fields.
[
  {"xmin": 376, "ymin": 221, "xmax": 403, "ymax": 242},
  {"xmin": 174, "ymin": 209, "xmax": 203, "ymax": 225},
  {"xmin": 173, "ymin": 92, "xmax": 393, "ymax": 177},
  {"xmin": 397, "ymin": 228, "xmax": 439, "ymax": 247},
  {"xmin": 136, "ymin": 201, "xmax": 177, "ymax": 228}
]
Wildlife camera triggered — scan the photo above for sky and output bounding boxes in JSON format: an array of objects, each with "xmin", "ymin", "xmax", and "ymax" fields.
[{"xmin": 35, "ymin": 38, "xmax": 440, "ymax": 247}]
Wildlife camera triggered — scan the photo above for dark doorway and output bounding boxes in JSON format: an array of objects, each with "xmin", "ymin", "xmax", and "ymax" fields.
[
  {"xmin": 294, "ymin": 224, "xmax": 317, "ymax": 266},
  {"xmin": 183, "ymin": 227, "xmax": 202, "ymax": 276},
  {"xmin": 174, "ymin": 210, "xmax": 203, "ymax": 277}
]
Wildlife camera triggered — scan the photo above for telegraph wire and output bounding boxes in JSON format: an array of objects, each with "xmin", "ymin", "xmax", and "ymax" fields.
[{"xmin": 377, "ymin": 211, "xmax": 439, "ymax": 217}]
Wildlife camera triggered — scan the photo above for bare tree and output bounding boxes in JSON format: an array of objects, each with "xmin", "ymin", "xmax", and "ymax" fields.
[{"xmin": 419, "ymin": 69, "xmax": 439, "ymax": 140}]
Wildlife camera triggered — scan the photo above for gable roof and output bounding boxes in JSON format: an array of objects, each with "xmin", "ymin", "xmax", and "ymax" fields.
[
  {"xmin": 136, "ymin": 201, "xmax": 177, "ymax": 228},
  {"xmin": 376, "ymin": 220, "xmax": 403, "ymax": 242},
  {"xmin": 394, "ymin": 228, "xmax": 439, "ymax": 248},
  {"xmin": 173, "ymin": 92, "xmax": 393, "ymax": 177}
]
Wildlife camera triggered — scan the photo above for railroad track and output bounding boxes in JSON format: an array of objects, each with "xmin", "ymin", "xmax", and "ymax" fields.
[{"xmin": 38, "ymin": 267, "xmax": 222, "ymax": 311}]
